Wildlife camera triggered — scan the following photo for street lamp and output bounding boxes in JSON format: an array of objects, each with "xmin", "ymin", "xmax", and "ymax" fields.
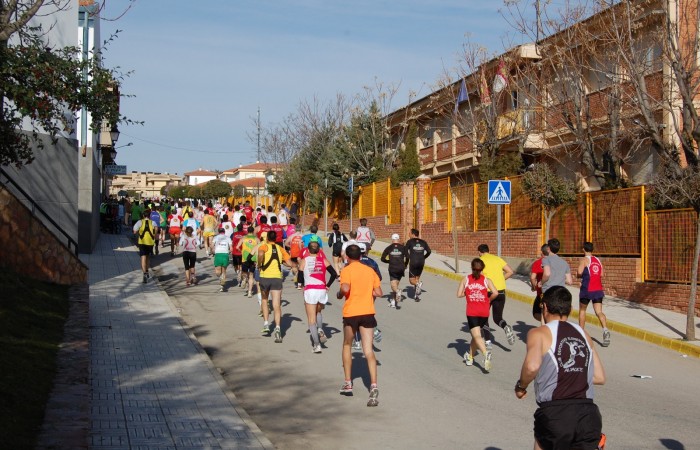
[{"xmin": 110, "ymin": 124, "xmax": 120, "ymax": 145}]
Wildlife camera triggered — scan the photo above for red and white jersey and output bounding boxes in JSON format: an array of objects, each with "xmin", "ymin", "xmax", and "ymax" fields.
[
  {"xmin": 464, "ymin": 274, "xmax": 491, "ymax": 318},
  {"xmin": 303, "ymin": 253, "xmax": 327, "ymax": 290},
  {"xmin": 585, "ymin": 255, "xmax": 603, "ymax": 292},
  {"xmin": 232, "ymin": 230, "xmax": 245, "ymax": 256},
  {"xmin": 356, "ymin": 226, "xmax": 372, "ymax": 244},
  {"xmin": 168, "ymin": 214, "xmax": 183, "ymax": 228},
  {"xmin": 179, "ymin": 235, "xmax": 200, "ymax": 252}
]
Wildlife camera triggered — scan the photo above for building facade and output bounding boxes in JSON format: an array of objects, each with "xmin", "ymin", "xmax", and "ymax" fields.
[
  {"xmin": 184, "ymin": 169, "xmax": 217, "ymax": 186},
  {"xmin": 109, "ymin": 172, "xmax": 184, "ymax": 199}
]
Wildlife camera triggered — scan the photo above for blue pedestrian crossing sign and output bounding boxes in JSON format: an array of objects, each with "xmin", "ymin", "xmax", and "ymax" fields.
[{"xmin": 487, "ymin": 180, "xmax": 511, "ymax": 205}]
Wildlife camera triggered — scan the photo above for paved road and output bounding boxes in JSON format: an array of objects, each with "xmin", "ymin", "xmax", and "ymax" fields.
[{"xmin": 154, "ymin": 247, "xmax": 700, "ymax": 450}]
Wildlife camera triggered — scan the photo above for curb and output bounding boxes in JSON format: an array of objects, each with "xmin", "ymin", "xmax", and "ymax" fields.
[{"xmin": 369, "ymin": 250, "xmax": 700, "ymax": 360}]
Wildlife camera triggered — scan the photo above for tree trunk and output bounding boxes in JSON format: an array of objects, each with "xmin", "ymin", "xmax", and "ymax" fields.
[
  {"xmin": 686, "ymin": 216, "xmax": 700, "ymax": 340},
  {"xmin": 544, "ymin": 209, "xmax": 556, "ymax": 243}
]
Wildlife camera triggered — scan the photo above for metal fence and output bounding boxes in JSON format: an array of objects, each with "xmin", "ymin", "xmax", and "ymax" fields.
[{"xmin": 645, "ymin": 208, "xmax": 698, "ymax": 283}]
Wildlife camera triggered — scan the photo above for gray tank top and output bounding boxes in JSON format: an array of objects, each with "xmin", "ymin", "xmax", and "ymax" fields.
[{"xmin": 535, "ymin": 321, "xmax": 595, "ymax": 404}]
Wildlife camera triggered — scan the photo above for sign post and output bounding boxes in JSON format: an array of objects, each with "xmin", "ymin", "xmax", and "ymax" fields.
[
  {"xmin": 104, "ymin": 164, "xmax": 127, "ymax": 175},
  {"xmin": 487, "ymin": 180, "xmax": 511, "ymax": 257}
]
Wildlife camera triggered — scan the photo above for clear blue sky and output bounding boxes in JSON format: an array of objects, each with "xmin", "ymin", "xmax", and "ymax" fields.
[{"xmin": 99, "ymin": 0, "xmax": 527, "ymax": 175}]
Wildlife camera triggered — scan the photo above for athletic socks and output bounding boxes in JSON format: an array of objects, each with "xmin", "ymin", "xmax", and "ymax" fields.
[
  {"xmin": 309, "ymin": 324, "xmax": 320, "ymax": 347},
  {"xmin": 316, "ymin": 312, "xmax": 323, "ymax": 329}
]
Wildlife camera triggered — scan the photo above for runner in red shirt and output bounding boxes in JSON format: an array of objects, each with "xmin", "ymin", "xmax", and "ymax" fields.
[
  {"xmin": 270, "ymin": 216, "xmax": 285, "ymax": 245},
  {"xmin": 578, "ymin": 241, "xmax": 610, "ymax": 346},
  {"xmin": 529, "ymin": 244, "xmax": 550, "ymax": 323},
  {"xmin": 457, "ymin": 258, "xmax": 498, "ymax": 372},
  {"xmin": 256, "ymin": 215, "xmax": 272, "ymax": 241}
]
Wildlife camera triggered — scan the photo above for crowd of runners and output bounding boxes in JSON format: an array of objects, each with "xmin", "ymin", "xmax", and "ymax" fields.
[{"xmin": 126, "ymin": 196, "xmax": 608, "ymax": 447}]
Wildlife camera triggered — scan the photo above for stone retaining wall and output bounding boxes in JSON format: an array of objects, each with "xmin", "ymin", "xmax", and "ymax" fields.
[{"xmin": 0, "ymin": 186, "xmax": 87, "ymax": 285}]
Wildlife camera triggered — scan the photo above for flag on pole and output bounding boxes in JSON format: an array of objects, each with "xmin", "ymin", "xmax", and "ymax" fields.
[
  {"xmin": 493, "ymin": 59, "xmax": 508, "ymax": 94},
  {"xmin": 479, "ymin": 69, "xmax": 491, "ymax": 105},
  {"xmin": 454, "ymin": 78, "xmax": 468, "ymax": 113}
]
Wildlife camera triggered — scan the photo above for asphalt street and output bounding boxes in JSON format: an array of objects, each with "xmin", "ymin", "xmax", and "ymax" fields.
[{"xmin": 153, "ymin": 245, "xmax": 700, "ymax": 450}]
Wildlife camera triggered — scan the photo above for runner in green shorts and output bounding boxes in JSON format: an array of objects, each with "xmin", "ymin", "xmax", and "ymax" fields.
[{"xmin": 212, "ymin": 228, "xmax": 232, "ymax": 292}]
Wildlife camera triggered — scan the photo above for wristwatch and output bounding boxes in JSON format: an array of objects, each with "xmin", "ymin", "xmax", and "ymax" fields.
[{"xmin": 515, "ymin": 379, "xmax": 527, "ymax": 393}]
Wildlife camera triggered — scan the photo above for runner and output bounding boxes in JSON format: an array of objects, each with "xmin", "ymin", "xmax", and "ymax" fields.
[
  {"xmin": 284, "ymin": 217, "xmax": 297, "ymax": 245},
  {"xmin": 132, "ymin": 210, "xmax": 156, "ymax": 284},
  {"xmin": 299, "ymin": 238, "xmax": 338, "ymax": 353},
  {"xmin": 242, "ymin": 200, "xmax": 254, "ymax": 224},
  {"xmin": 182, "ymin": 211, "xmax": 199, "ymax": 246},
  {"xmin": 149, "ymin": 207, "xmax": 162, "ymax": 255},
  {"xmin": 158, "ymin": 205, "xmax": 167, "ymax": 248},
  {"xmin": 179, "ymin": 225, "xmax": 200, "ymax": 286},
  {"xmin": 341, "ymin": 230, "xmax": 358, "ymax": 265},
  {"xmin": 284, "ymin": 223, "xmax": 304, "ymax": 288},
  {"xmin": 167, "ymin": 208, "xmax": 184, "ymax": 256},
  {"xmin": 237, "ymin": 226, "xmax": 260, "ymax": 298},
  {"xmin": 356, "ymin": 218, "xmax": 376, "ymax": 252},
  {"xmin": 297, "ymin": 225, "xmax": 323, "ymax": 289},
  {"xmin": 212, "ymin": 228, "xmax": 232, "ymax": 292},
  {"xmin": 269, "ymin": 216, "xmax": 285, "ymax": 246},
  {"xmin": 355, "ymin": 243, "xmax": 383, "ymax": 350},
  {"xmin": 220, "ymin": 214, "xmax": 234, "ymax": 240},
  {"xmin": 327, "ymin": 222, "xmax": 348, "ymax": 274},
  {"xmin": 456, "ymin": 258, "xmax": 498, "ymax": 372},
  {"xmin": 477, "ymin": 244, "xmax": 516, "ymax": 346},
  {"xmin": 515, "ymin": 285, "xmax": 606, "ymax": 450},
  {"xmin": 258, "ymin": 230, "xmax": 292, "ymax": 343},
  {"xmin": 541, "ymin": 238, "xmax": 573, "ymax": 294},
  {"xmin": 232, "ymin": 205, "xmax": 244, "ymax": 229},
  {"xmin": 405, "ymin": 228, "xmax": 432, "ymax": 301},
  {"xmin": 530, "ymin": 244, "xmax": 550, "ymax": 324},
  {"xmin": 201, "ymin": 209, "xmax": 218, "ymax": 257},
  {"xmin": 337, "ymin": 244, "xmax": 382, "ymax": 406},
  {"xmin": 380, "ymin": 234, "xmax": 408, "ymax": 308},
  {"xmin": 278, "ymin": 203, "xmax": 289, "ymax": 226},
  {"xmin": 231, "ymin": 223, "xmax": 246, "ymax": 287},
  {"xmin": 194, "ymin": 205, "xmax": 205, "ymax": 246},
  {"xmin": 255, "ymin": 215, "xmax": 271, "ymax": 240},
  {"xmin": 578, "ymin": 242, "xmax": 610, "ymax": 347}
]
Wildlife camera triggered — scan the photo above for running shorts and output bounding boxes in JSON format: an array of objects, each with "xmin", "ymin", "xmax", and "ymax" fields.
[
  {"xmin": 343, "ymin": 314, "xmax": 377, "ymax": 329},
  {"xmin": 408, "ymin": 264, "xmax": 424, "ymax": 278},
  {"xmin": 389, "ymin": 271, "xmax": 404, "ymax": 281},
  {"xmin": 182, "ymin": 251, "xmax": 196, "ymax": 270},
  {"xmin": 304, "ymin": 288, "xmax": 328, "ymax": 305},
  {"xmin": 213, "ymin": 253, "xmax": 229, "ymax": 267},
  {"xmin": 580, "ymin": 290, "xmax": 604, "ymax": 305},
  {"xmin": 259, "ymin": 277, "xmax": 283, "ymax": 292},
  {"xmin": 241, "ymin": 260, "xmax": 256, "ymax": 273},
  {"xmin": 203, "ymin": 228, "xmax": 216, "ymax": 237},
  {"xmin": 138, "ymin": 244, "xmax": 153, "ymax": 256},
  {"xmin": 169, "ymin": 227, "xmax": 182, "ymax": 236},
  {"xmin": 231, "ymin": 255, "xmax": 242, "ymax": 266},
  {"xmin": 467, "ymin": 315, "xmax": 489, "ymax": 330},
  {"xmin": 533, "ymin": 294, "xmax": 543, "ymax": 317},
  {"xmin": 534, "ymin": 399, "xmax": 602, "ymax": 450}
]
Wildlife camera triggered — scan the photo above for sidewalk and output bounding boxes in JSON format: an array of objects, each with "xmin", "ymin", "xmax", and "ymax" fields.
[
  {"xmin": 81, "ymin": 232, "xmax": 273, "ymax": 449},
  {"xmin": 369, "ymin": 238, "xmax": 700, "ymax": 358}
]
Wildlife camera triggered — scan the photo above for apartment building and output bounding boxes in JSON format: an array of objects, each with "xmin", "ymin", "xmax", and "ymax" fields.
[
  {"xmin": 109, "ymin": 172, "xmax": 184, "ymax": 198},
  {"xmin": 386, "ymin": 0, "xmax": 682, "ymax": 191}
]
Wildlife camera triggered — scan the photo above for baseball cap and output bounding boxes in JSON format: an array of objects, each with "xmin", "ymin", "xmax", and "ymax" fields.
[
  {"xmin": 391, "ymin": 233, "xmax": 400, "ymax": 240},
  {"xmin": 309, "ymin": 235, "xmax": 321, "ymax": 244},
  {"xmin": 358, "ymin": 243, "xmax": 367, "ymax": 253}
]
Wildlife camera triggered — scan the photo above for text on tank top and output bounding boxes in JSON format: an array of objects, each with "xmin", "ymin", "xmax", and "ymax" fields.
[
  {"xmin": 535, "ymin": 321, "xmax": 594, "ymax": 403},
  {"xmin": 464, "ymin": 274, "xmax": 491, "ymax": 317}
]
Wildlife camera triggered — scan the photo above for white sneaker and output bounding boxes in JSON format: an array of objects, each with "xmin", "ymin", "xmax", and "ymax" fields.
[
  {"xmin": 485, "ymin": 340, "xmax": 493, "ymax": 351},
  {"xmin": 416, "ymin": 281, "xmax": 423, "ymax": 296},
  {"xmin": 464, "ymin": 352, "xmax": 474, "ymax": 366},
  {"xmin": 484, "ymin": 351, "xmax": 492, "ymax": 372},
  {"xmin": 312, "ymin": 344, "xmax": 322, "ymax": 354},
  {"xmin": 389, "ymin": 300, "xmax": 396, "ymax": 308}
]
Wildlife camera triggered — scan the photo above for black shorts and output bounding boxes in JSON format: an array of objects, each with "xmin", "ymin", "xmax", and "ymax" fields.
[
  {"xmin": 138, "ymin": 244, "xmax": 153, "ymax": 256},
  {"xmin": 389, "ymin": 271, "xmax": 404, "ymax": 281},
  {"xmin": 182, "ymin": 251, "xmax": 196, "ymax": 270},
  {"xmin": 467, "ymin": 316, "xmax": 489, "ymax": 330},
  {"xmin": 343, "ymin": 314, "xmax": 377, "ymax": 329},
  {"xmin": 259, "ymin": 277, "xmax": 283, "ymax": 292},
  {"xmin": 332, "ymin": 248, "xmax": 342, "ymax": 257},
  {"xmin": 534, "ymin": 400, "xmax": 602, "ymax": 450},
  {"xmin": 580, "ymin": 291, "xmax": 604, "ymax": 305},
  {"xmin": 231, "ymin": 254, "xmax": 242, "ymax": 266},
  {"xmin": 408, "ymin": 264, "xmax": 424, "ymax": 278},
  {"xmin": 290, "ymin": 257, "xmax": 298, "ymax": 263},
  {"xmin": 533, "ymin": 294, "xmax": 543, "ymax": 316},
  {"xmin": 241, "ymin": 260, "xmax": 256, "ymax": 273}
]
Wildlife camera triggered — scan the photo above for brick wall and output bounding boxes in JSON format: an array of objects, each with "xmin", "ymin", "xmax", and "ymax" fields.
[
  {"xmin": 0, "ymin": 186, "xmax": 87, "ymax": 285},
  {"xmin": 630, "ymin": 283, "xmax": 700, "ymax": 316}
]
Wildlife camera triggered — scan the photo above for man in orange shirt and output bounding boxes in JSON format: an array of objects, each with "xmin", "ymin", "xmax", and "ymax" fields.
[{"xmin": 337, "ymin": 244, "xmax": 383, "ymax": 406}]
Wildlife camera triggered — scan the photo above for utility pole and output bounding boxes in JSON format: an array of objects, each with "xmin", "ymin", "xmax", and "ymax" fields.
[
  {"xmin": 256, "ymin": 106, "xmax": 261, "ymax": 162},
  {"xmin": 535, "ymin": 0, "xmax": 542, "ymax": 44}
]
